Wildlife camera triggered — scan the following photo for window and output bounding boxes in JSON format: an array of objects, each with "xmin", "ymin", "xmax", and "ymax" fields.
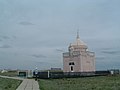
[
  {"xmin": 69, "ymin": 63, "xmax": 71, "ymax": 65},
  {"xmin": 72, "ymin": 62, "xmax": 75, "ymax": 65},
  {"xmin": 69, "ymin": 62, "xmax": 75, "ymax": 65}
]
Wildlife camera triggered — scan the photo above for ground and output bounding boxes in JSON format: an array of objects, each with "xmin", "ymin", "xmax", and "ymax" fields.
[
  {"xmin": 39, "ymin": 75, "xmax": 120, "ymax": 90},
  {"xmin": 0, "ymin": 77, "xmax": 22, "ymax": 90}
]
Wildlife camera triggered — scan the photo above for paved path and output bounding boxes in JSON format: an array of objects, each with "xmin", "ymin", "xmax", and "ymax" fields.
[
  {"xmin": 16, "ymin": 79, "xmax": 40, "ymax": 90},
  {"xmin": 0, "ymin": 75, "xmax": 40, "ymax": 90}
]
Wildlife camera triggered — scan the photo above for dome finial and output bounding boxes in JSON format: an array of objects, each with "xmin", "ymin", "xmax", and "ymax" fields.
[{"xmin": 77, "ymin": 29, "xmax": 79, "ymax": 39}]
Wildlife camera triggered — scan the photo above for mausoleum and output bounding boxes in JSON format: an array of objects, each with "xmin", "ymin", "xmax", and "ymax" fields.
[{"xmin": 63, "ymin": 32, "xmax": 95, "ymax": 72}]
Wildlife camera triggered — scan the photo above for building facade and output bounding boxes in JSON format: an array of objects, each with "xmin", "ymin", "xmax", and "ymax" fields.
[{"xmin": 63, "ymin": 33, "xmax": 95, "ymax": 72}]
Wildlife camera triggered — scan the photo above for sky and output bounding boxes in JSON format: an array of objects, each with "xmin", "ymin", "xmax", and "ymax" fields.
[{"xmin": 0, "ymin": 0, "xmax": 120, "ymax": 70}]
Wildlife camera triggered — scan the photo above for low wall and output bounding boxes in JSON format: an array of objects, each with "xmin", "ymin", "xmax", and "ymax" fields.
[{"xmin": 33, "ymin": 71, "xmax": 112, "ymax": 79}]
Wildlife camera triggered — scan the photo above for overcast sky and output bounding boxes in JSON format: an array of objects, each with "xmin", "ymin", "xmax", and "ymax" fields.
[{"xmin": 0, "ymin": 0, "xmax": 120, "ymax": 70}]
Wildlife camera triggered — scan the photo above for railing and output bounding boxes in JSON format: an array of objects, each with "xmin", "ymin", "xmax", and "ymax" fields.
[
  {"xmin": 33, "ymin": 71, "xmax": 116, "ymax": 79},
  {"xmin": 87, "ymin": 51, "xmax": 95, "ymax": 56},
  {"xmin": 63, "ymin": 52, "xmax": 69, "ymax": 57},
  {"xmin": 63, "ymin": 51, "xmax": 80, "ymax": 57}
]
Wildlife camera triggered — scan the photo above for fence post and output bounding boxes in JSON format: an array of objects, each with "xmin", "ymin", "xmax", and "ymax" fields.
[{"xmin": 48, "ymin": 70, "xmax": 50, "ymax": 78}]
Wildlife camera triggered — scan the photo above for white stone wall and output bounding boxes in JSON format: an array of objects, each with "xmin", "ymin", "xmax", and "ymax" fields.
[{"xmin": 63, "ymin": 52, "xmax": 95, "ymax": 72}]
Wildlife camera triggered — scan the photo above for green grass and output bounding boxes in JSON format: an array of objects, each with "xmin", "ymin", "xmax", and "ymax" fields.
[
  {"xmin": 39, "ymin": 76, "xmax": 120, "ymax": 90},
  {"xmin": 0, "ymin": 71, "xmax": 18, "ymax": 77},
  {"xmin": 0, "ymin": 77, "xmax": 22, "ymax": 90}
]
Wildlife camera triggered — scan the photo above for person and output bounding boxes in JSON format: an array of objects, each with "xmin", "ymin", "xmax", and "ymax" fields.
[{"xmin": 35, "ymin": 67, "xmax": 38, "ymax": 81}]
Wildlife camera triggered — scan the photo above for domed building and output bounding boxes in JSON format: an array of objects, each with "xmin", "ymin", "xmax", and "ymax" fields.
[{"xmin": 63, "ymin": 32, "xmax": 95, "ymax": 72}]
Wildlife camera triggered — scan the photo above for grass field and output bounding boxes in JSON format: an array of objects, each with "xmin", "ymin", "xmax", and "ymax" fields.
[
  {"xmin": 39, "ymin": 75, "xmax": 120, "ymax": 90},
  {"xmin": 0, "ymin": 77, "xmax": 22, "ymax": 90},
  {"xmin": 0, "ymin": 71, "xmax": 17, "ymax": 77}
]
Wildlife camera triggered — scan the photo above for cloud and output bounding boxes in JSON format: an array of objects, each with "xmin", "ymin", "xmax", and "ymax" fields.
[
  {"xmin": 12, "ymin": 35, "xmax": 17, "ymax": 39},
  {"xmin": 100, "ymin": 47, "xmax": 120, "ymax": 55},
  {"xmin": 96, "ymin": 56, "xmax": 105, "ymax": 60},
  {"xmin": 32, "ymin": 61, "xmax": 54, "ymax": 70},
  {"xmin": 0, "ymin": 36, "xmax": 10, "ymax": 40},
  {"xmin": 19, "ymin": 21, "xmax": 34, "ymax": 26},
  {"xmin": 101, "ymin": 50, "xmax": 120, "ymax": 54},
  {"xmin": 31, "ymin": 54, "xmax": 47, "ymax": 58},
  {"xmin": 2, "ymin": 36, "xmax": 10, "ymax": 39},
  {"xmin": 0, "ymin": 44, "xmax": 11, "ymax": 48},
  {"xmin": 55, "ymin": 49, "xmax": 64, "ymax": 52},
  {"xmin": 35, "ymin": 61, "xmax": 51, "ymax": 65},
  {"xmin": 0, "ymin": 35, "xmax": 16, "ymax": 42},
  {"xmin": 100, "ymin": 48, "xmax": 112, "ymax": 51}
]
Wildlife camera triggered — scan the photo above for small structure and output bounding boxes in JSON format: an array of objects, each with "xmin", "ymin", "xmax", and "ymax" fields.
[
  {"xmin": 51, "ymin": 68, "xmax": 62, "ymax": 71},
  {"xmin": 1, "ymin": 69, "xmax": 8, "ymax": 73},
  {"xmin": 109, "ymin": 69, "xmax": 119, "ymax": 75},
  {"xmin": 18, "ymin": 70, "xmax": 28, "ymax": 77},
  {"xmin": 63, "ymin": 32, "xmax": 95, "ymax": 72},
  {"xmin": 27, "ymin": 70, "xmax": 33, "ymax": 78}
]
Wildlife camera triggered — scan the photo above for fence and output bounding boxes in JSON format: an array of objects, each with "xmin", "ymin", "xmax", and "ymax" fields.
[{"xmin": 33, "ymin": 71, "xmax": 112, "ymax": 79}]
